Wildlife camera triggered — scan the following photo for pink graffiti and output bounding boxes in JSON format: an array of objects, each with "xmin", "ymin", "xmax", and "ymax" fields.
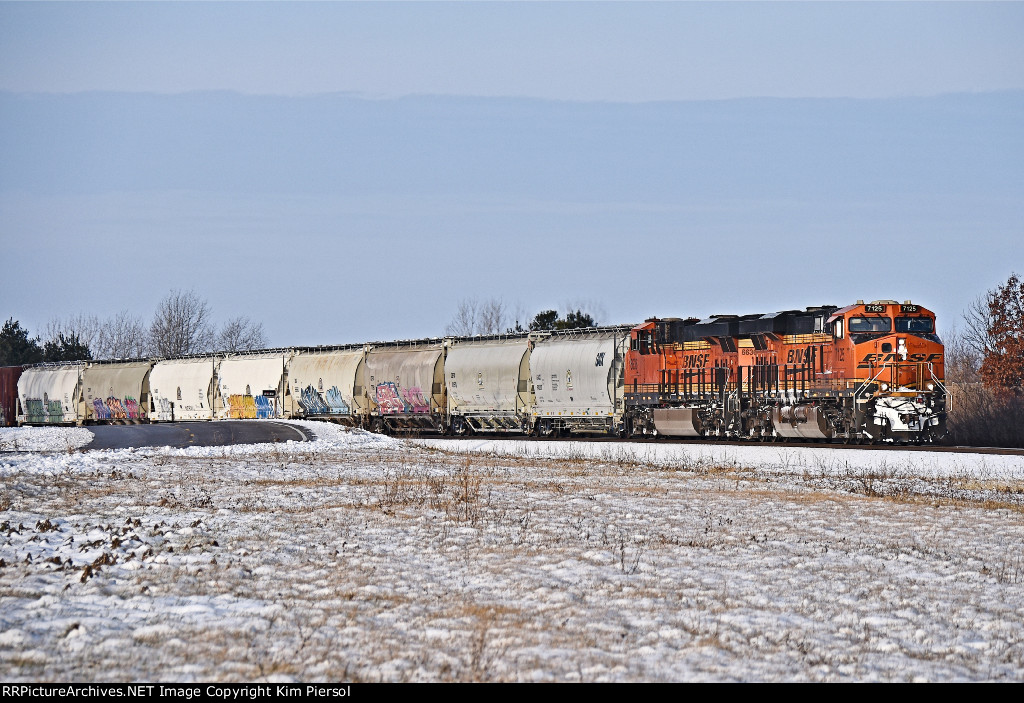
[
  {"xmin": 375, "ymin": 382, "xmax": 407, "ymax": 414},
  {"xmin": 124, "ymin": 397, "xmax": 143, "ymax": 419},
  {"xmin": 401, "ymin": 386, "xmax": 430, "ymax": 414},
  {"xmin": 93, "ymin": 396, "xmax": 145, "ymax": 421}
]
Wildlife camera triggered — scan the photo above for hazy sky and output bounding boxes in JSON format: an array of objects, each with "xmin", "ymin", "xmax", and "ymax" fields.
[
  {"xmin": 1, "ymin": 2, "xmax": 1022, "ymax": 347},
  {"xmin": 2, "ymin": 2, "xmax": 1022, "ymax": 100}
]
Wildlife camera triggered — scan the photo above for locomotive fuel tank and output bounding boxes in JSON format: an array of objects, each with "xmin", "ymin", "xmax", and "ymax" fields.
[{"xmin": 771, "ymin": 405, "xmax": 833, "ymax": 440}]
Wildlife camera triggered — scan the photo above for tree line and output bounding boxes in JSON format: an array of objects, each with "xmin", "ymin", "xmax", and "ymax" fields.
[
  {"xmin": 932, "ymin": 272, "xmax": 1022, "ymax": 447},
  {"xmin": 0, "ymin": 290, "xmax": 267, "ymax": 366},
  {"xmin": 445, "ymin": 297, "xmax": 603, "ymax": 337}
]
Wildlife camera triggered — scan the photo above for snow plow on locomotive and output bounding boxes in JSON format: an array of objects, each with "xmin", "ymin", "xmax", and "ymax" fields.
[{"xmin": 623, "ymin": 300, "xmax": 947, "ymax": 443}]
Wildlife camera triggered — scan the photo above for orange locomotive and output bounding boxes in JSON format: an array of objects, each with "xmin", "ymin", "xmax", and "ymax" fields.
[{"xmin": 624, "ymin": 300, "xmax": 946, "ymax": 443}]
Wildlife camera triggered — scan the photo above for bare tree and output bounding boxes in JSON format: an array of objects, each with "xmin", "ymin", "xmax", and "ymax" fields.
[
  {"xmin": 148, "ymin": 289, "xmax": 215, "ymax": 357},
  {"xmin": 96, "ymin": 310, "xmax": 149, "ymax": 359},
  {"xmin": 942, "ymin": 324, "xmax": 981, "ymax": 385},
  {"xmin": 506, "ymin": 301, "xmax": 529, "ymax": 333},
  {"xmin": 446, "ymin": 297, "xmax": 480, "ymax": 337},
  {"xmin": 961, "ymin": 294, "xmax": 995, "ymax": 359},
  {"xmin": 42, "ymin": 313, "xmax": 101, "ymax": 353},
  {"xmin": 477, "ymin": 299, "xmax": 508, "ymax": 335},
  {"xmin": 446, "ymin": 297, "xmax": 523, "ymax": 336},
  {"xmin": 216, "ymin": 316, "xmax": 268, "ymax": 352}
]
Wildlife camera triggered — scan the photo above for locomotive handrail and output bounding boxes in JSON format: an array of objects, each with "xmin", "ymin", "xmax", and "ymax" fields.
[
  {"xmin": 927, "ymin": 362, "xmax": 951, "ymax": 409},
  {"xmin": 927, "ymin": 363, "xmax": 948, "ymax": 395},
  {"xmin": 854, "ymin": 362, "xmax": 890, "ymax": 400}
]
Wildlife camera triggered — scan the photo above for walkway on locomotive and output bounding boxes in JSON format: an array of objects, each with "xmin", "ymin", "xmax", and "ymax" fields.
[{"xmin": 626, "ymin": 301, "xmax": 944, "ymax": 400}]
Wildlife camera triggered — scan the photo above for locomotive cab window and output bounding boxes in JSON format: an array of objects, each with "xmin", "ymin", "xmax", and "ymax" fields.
[
  {"xmin": 848, "ymin": 316, "xmax": 891, "ymax": 334},
  {"xmin": 895, "ymin": 317, "xmax": 934, "ymax": 334},
  {"xmin": 834, "ymin": 319, "xmax": 844, "ymax": 339}
]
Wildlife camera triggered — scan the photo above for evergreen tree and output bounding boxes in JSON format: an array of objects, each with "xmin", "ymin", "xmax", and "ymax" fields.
[
  {"xmin": 528, "ymin": 308, "xmax": 598, "ymax": 331},
  {"xmin": 529, "ymin": 310, "xmax": 559, "ymax": 331},
  {"xmin": 557, "ymin": 309, "xmax": 596, "ymax": 330},
  {"xmin": 0, "ymin": 318, "xmax": 43, "ymax": 366},
  {"xmin": 42, "ymin": 332, "xmax": 92, "ymax": 363}
]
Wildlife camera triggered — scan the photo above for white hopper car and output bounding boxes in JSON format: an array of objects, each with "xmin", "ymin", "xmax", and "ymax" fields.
[{"xmin": 14, "ymin": 328, "xmax": 632, "ymax": 435}]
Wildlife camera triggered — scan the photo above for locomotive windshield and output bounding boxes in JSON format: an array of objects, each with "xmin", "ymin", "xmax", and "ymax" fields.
[
  {"xmin": 848, "ymin": 316, "xmax": 891, "ymax": 334},
  {"xmin": 895, "ymin": 317, "xmax": 934, "ymax": 334}
]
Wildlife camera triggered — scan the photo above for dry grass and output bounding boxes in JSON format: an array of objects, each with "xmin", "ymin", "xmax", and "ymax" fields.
[{"xmin": 1, "ymin": 441, "xmax": 1022, "ymax": 681}]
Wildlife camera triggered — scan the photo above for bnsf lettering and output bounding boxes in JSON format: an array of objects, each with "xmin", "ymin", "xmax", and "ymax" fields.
[
  {"xmin": 858, "ymin": 352, "xmax": 941, "ymax": 368},
  {"xmin": 786, "ymin": 347, "xmax": 812, "ymax": 364},
  {"xmin": 683, "ymin": 354, "xmax": 709, "ymax": 368}
]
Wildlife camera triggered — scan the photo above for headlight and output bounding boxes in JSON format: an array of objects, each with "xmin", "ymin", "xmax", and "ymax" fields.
[
  {"xmin": 926, "ymin": 382, "xmax": 935, "ymax": 391},
  {"xmin": 880, "ymin": 382, "xmax": 889, "ymax": 391}
]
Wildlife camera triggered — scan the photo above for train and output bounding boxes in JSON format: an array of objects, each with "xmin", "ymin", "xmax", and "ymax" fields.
[{"xmin": 0, "ymin": 298, "xmax": 948, "ymax": 443}]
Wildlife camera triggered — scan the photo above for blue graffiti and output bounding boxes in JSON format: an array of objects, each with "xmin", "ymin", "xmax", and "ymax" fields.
[
  {"xmin": 254, "ymin": 395, "xmax": 274, "ymax": 419},
  {"xmin": 93, "ymin": 398, "xmax": 111, "ymax": 420},
  {"xmin": 324, "ymin": 386, "xmax": 349, "ymax": 413},
  {"xmin": 298, "ymin": 384, "xmax": 349, "ymax": 415},
  {"xmin": 299, "ymin": 385, "xmax": 329, "ymax": 414}
]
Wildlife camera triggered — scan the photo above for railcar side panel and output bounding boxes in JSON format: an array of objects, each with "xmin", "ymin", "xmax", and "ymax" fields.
[
  {"xmin": 446, "ymin": 337, "xmax": 532, "ymax": 433},
  {"xmin": 365, "ymin": 344, "xmax": 445, "ymax": 431},
  {"xmin": 0, "ymin": 366, "xmax": 23, "ymax": 427},
  {"xmin": 216, "ymin": 354, "xmax": 290, "ymax": 419},
  {"xmin": 17, "ymin": 364, "xmax": 85, "ymax": 425},
  {"xmin": 82, "ymin": 361, "xmax": 154, "ymax": 422},
  {"xmin": 287, "ymin": 349, "xmax": 368, "ymax": 423},
  {"xmin": 149, "ymin": 358, "xmax": 217, "ymax": 421},
  {"xmin": 530, "ymin": 329, "xmax": 628, "ymax": 433}
]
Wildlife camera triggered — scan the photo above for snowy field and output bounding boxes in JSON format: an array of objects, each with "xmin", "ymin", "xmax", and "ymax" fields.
[{"xmin": 1, "ymin": 423, "xmax": 1022, "ymax": 681}]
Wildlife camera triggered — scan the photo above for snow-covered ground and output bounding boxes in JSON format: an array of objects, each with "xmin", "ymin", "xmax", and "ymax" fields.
[
  {"xmin": 1, "ymin": 423, "xmax": 1022, "ymax": 681},
  {"xmin": 0, "ymin": 426, "xmax": 93, "ymax": 453}
]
